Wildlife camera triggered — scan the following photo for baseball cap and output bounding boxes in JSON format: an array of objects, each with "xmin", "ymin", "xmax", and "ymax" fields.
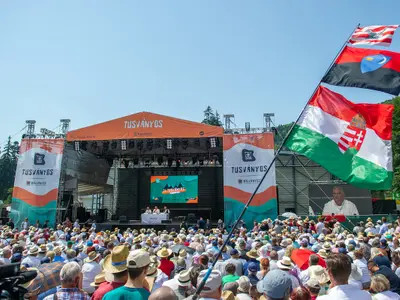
[
  {"xmin": 127, "ymin": 250, "xmax": 151, "ymax": 269},
  {"xmin": 257, "ymin": 269, "xmax": 291, "ymax": 298},
  {"xmin": 248, "ymin": 262, "xmax": 258, "ymax": 272},
  {"xmin": 197, "ymin": 269, "xmax": 222, "ymax": 291},
  {"xmin": 230, "ymin": 249, "xmax": 239, "ymax": 256}
]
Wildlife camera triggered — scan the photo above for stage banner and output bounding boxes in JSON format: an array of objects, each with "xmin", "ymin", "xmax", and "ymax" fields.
[
  {"xmin": 11, "ymin": 139, "xmax": 64, "ymax": 229},
  {"xmin": 223, "ymin": 133, "xmax": 277, "ymax": 228}
]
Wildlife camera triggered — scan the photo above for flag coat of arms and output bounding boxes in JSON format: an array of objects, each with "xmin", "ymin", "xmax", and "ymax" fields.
[
  {"xmin": 349, "ymin": 25, "xmax": 399, "ymax": 47},
  {"xmin": 322, "ymin": 46, "xmax": 400, "ymax": 95},
  {"xmin": 285, "ymin": 86, "xmax": 393, "ymax": 190}
]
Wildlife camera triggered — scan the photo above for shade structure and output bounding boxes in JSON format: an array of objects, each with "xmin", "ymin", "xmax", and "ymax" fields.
[{"xmin": 290, "ymin": 248, "xmax": 326, "ymax": 270}]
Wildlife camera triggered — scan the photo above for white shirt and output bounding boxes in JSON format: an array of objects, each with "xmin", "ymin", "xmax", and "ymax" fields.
[
  {"xmin": 317, "ymin": 284, "xmax": 372, "ymax": 300},
  {"xmin": 322, "ymin": 199, "xmax": 359, "ymax": 216},
  {"xmin": 21, "ymin": 255, "xmax": 41, "ymax": 268},
  {"xmin": 316, "ymin": 222, "xmax": 325, "ymax": 234},
  {"xmin": 353, "ymin": 259, "xmax": 371, "ymax": 284},
  {"xmin": 372, "ymin": 291, "xmax": 400, "ymax": 300},
  {"xmin": 81, "ymin": 261, "xmax": 102, "ymax": 294},
  {"xmin": 153, "ymin": 209, "xmax": 160, "ymax": 214},
  {"xmin": 145, "ymin": 209, "xmax": 152, "ymax": 214}
]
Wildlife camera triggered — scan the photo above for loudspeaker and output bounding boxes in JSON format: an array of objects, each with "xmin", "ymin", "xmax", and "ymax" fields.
[
  {"xmin": 77, "ymin": 207, "xmax": 86, "ymax": 222},
  {"xmin": 161, "ymin": 219, "xmax": 171, "ymax": 224},
  {"xmin": 119, "ymin": 216, "xmax": 128, "ymax": 223},
  {"xmin": 97, "ymin": 208, "xmax": 107, "ymax": 223}
]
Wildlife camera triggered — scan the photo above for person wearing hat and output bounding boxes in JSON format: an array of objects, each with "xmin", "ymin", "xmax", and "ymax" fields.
[
  {"xmin": 246, "ymin": 262, "xmax": 260, "ymax": 286},
  {"xmin": 167, "ymin": 269, "xmax": 191, "ymax": 299},
  {"xmin": 236, "ymin": 276, "xmax": 251, "ymax": 299},
  {"xmin": 257, "ymin": 269, "xmax": 292, "ymax": 300},
  {"xmin": 157, "ymin": 247, "xmax": 174, "ymax": 279},
  {"xmin": 225, "ymin": 249, "xmax": 244, "ymax": 276},
  {"xmin": 103, "ymin": 250, "xmax": 151, "ymax": 300},
  {"xmin": 90, "ymin": 272, "xmax": 106, "ymax": 291},
  {"xmin": 196, "ymin": 269, "xmax": 222, "ymax": 300},
  {"xmin": 21, "ymin": 245, "xmax": 41, "ymax": 268},
  {"xmin": 277, "ymin": 256, "xmax": 300, "ymax": 289},
  {"xmin": 145, "ymin": 256, "xmax": 168, "ymax": 292},
  {"xmin": 92, "ymin": 245, "xmax": 129, "ymax": 300},
  {"xmin": 243, "ymin": 249, "xmax": 260, "ymax": 276},
  {"xmin": 82, "ymin": 250, "xmax": 101, "ymax": 294}
]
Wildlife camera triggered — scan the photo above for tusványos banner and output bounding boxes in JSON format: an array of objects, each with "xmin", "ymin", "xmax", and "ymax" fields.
[
  {"xmin": 223, "ymin": 133, "xmax": 277, "ymax": 228},
  {"xmin": 11, "ymin": 139, "xmax": 64, "ymax": 229}
]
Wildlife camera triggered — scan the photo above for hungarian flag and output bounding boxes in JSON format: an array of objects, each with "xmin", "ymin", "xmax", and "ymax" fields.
[
  {"xmin": 349, "ymin": 25, "xmax": 399, "ymax": 47},
  {"xmin": 285, "ymin": 86, "xmax": 393, "ymax": 190},
  {"xmin": 322, "ymin": 46, "xmax": 400, "ymax": 95}
]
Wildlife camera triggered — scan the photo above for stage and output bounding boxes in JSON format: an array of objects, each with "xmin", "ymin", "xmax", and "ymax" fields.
[{"xmin": 88, "ymin": 220, "xmax": 186, "ymax": 232}]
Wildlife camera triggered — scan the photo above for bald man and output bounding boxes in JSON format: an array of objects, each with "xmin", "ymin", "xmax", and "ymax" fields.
[{"xmin": 149, "ymin": 286, "xmax": 178, "ymax": 300}]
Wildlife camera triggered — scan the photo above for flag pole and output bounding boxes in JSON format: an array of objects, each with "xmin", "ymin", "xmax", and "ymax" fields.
[{"xmin": 191, "ymin": 23, "xmax": 360, "ymax": 299}]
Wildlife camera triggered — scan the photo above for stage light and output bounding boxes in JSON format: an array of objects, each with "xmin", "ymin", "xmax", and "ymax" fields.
[
  {"xmin": 182, "ymin": 140, "xmax": 189, "ymax": 149},
  {"xmin": 183, "ymin": 160, "xmax": 190, "ymax": 167},
  {"xmin": 74, "ymin": 141, "xmax": 80, "ymax": 151},
  {"xmin": 199, "ymin": 158, "xmax": 204, "ymax": 166},
  {"xmin": 147, "ymin": 140, "xmax": 153, "ymax": 151},
  {"xmin": 168, "ymin": 158, "xmax": 173, "ymax": 167},
  {"xmin": 137, "ymin": 140, "xmax": 143, "ymax": 150},
  {"xmin": 81, "ymin": 141, "xmax": 87, "ymax": 151},
  {"xmin": 166, "ymin": 139, "xmax": 172, "ymax": 149},
  {"xmin": 157, "ymin": 156, "xmax": 164, "ymax": 166},
  {"xmin": 121, "ymin": 140, "xmax": 127, "ymax": 150},
  {"xmin": 210, "ymin": 137, "xmax": 216, "ymax": 148},
  {"xmin": 111, "ymin": 141, "xmax": 117, "ymax": 149},
  {"xmin": 176, "ymin": 159, "xmax": 181, "ymax": 168},
  {"xmin": 128, "ymin": 140, "xmax": 135, "ymax": 148},
  {"xmin": 133, "ymin": 158, "xmax": 139, "ymax": 165},
  {"xmin": 145, "ymin": 159, "xmax": 151, "ymax": 167}
]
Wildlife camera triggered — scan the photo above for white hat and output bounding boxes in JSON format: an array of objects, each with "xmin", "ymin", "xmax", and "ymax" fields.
[
  {"xmin": 198, "ymin": 269, "xmax": 221, "ymax": 292},
  {"xmin": 277, "ymin": 256, "xmax": 294, "ymax": 270},
  {"xmin": 177, "ymin": 270, "xmax": 191, "ymax": 287},
  {"xmin": 127, "ymin": 250, "xmax": 151, "ymax": 269}
]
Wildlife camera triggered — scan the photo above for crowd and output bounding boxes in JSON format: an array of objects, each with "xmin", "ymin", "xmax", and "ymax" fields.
[{"xmin": 1, "ymin": 215, "xmax": 400, "ymax": 299}]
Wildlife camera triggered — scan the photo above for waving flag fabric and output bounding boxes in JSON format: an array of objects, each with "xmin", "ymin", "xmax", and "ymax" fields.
[
  {"xmin": 349, "ymin": 25, "xmax": 398, "ymax": 47},
  {"xmin": 322, "ymin": 46, "xmax": 400, "ymax": 95},
  {"xmin": 285, "ymin": 86, "xmax": 393, "ymax": 190}
]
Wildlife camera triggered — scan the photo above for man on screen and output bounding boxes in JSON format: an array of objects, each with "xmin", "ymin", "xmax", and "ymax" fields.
[
  {"xmin": 153, "ymin": 206, "xmax": 160, "ymax": 214},
  {"xmin": 322, "ymin": 186, "xmax": 359, "ymax": 216}
]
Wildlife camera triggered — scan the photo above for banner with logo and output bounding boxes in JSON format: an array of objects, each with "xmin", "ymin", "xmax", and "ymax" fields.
[
  {"xmin": 223, "ymin": 133, "xmax": 277, "ymax": 228},
  {"xmin": 11, "ymin": 139, "xmax": 64, "ymax": 228}
]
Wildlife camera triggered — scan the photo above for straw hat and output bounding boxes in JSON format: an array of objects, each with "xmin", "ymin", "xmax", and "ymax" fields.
[
  {"xmin": 277, "ymin": 256, "xmax": 294, "ymax": 270},
  {"xmin": 318, "ymin": 249, "xmax": 328, "ymax": 259},
  {"xmin": 177, "ymin": 269, "xmax": 191, "ymax": 287},
  {"xmin": 323, "ymin": 242, "xmax": 332, "ymax": 251},
  {"xmin": 309, "ymin": 265, "xmax": 330, "ymax": 284},
  {"xmin": 28, "ymin": 246, "xmax": 39, "ymax": 255},
  {"xmin": 146, "ymin": 256, "xmax": 161, "ymax": 277},
  {"xmin": 157, "ymin": 247, "xmax": 172, "ymax": 258},
  {"xmin": 90, "ymin": 272, "xmax": 106, "ymax": 287},
  {"xmin": 103, "ymin": 245, "xmax": 130, "ymax": 274},
  {"xmin": 39, "ymin": 245, "xmax": 47, "ymax": 254},
  {"xmin": 246, "ymin": 249, "xmax": 258, "ymax": 259},
  {"xmin": 85, "ymin": 251, "xmax": 100, "ymax": 263},
  {"xmin": 179, "ymin": 249, "xmax": 187, "ymax": 258}
]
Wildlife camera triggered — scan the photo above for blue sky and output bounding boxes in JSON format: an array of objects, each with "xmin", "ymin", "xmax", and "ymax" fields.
[{"xmin": 0, "ymin": 1, "xmax": 399, "ymax": 147}]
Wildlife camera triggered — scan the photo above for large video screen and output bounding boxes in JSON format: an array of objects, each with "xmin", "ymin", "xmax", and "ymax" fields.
[
  {"xmin": 150, "ymin": 175, "xmax": 198, "ymax": 204},
  {"xmin": 308, "ymin": 183, "xmax": 372, "ymax": 216}
]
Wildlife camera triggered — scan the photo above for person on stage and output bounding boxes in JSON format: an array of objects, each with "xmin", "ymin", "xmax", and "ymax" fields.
[
  {"xmin": 322, "ymin": 186, "xmax": 359, "ymax": 216},
  {"xmin": 163, "ymin": 206, "xmax": 170, "ymax": 214},
  {"xmin": 153, "ymin": 206, "xmax": 160, "ymax": 214},
  {"xmin": 145, "ymin": 206, "xmax": 152, "ymax": 214}
]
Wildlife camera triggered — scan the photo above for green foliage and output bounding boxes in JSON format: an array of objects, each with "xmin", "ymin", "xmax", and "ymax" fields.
[
  {"xmin": 389, "ymin": 97, "xmax": 400, "ymax": 192},
  {"xmin": 274, "ymin": 122, "xmax": 294, "ymax": 147},
  {"xmin": 202, "ymin": 106, "xmax": 223, "ymax": 126},
  {"xmin": 0, "ymin": 137, "xmax": 19, "ymax": 200}
]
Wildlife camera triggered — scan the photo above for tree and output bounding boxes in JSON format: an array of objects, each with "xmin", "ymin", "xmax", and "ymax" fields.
[
  {"xmin": 0, "ymin": 137, "xmax": 19, "ymax": 200},
  {"xmin": 202, "ymin": 106, "xmax": 223, "ymax": 126}
]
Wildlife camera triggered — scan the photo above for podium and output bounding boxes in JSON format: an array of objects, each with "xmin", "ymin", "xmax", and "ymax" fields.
[{"xmin": 141, "ymin": 213, "xmax": 169, "ymax": 225}]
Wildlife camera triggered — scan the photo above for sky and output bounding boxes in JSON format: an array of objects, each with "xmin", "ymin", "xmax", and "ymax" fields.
[{"xmin": 0, "ymin": 0, "xmax": 399, "ymax": 147}]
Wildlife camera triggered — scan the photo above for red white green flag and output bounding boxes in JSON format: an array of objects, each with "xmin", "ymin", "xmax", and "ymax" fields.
[{"xmin": 285, "ymin": 86, "xmax": 393, "ymax": 190}]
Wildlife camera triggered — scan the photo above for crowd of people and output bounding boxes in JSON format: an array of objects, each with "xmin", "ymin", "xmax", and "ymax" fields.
[{"xmin": 1, "ymin": 215, "xmax": 400, "ymax": 299}]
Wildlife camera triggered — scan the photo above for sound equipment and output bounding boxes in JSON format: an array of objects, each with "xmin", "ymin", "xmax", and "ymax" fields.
[
  {"xmin": 119, "ymin": 216, "xmax": 128, "ymax": 223},
  {"xmin": 161, "ymin": 219, "xmax": 172, "ymax": 224},
  {"xmin": 77, "ymin": 207, "xmax": 87, "ymax": 222},
  {"xmin": 97, "ymin": 208, "xmax": 107, "ymax": 223}
]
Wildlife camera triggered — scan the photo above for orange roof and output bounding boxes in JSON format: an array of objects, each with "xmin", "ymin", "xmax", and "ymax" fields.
[{"xmin": 66, "ymin": 111, "xmax": 224, "ymax": 141}]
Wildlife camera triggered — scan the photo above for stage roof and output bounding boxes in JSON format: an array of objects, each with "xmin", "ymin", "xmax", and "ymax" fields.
[{"xmin": 67, "ymin": 112, "xmax": 224, "ymax": 141}]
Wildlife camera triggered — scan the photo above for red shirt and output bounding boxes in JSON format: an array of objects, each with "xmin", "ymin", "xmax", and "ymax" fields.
[
  {"xmin": 158, "ymin": 258, "xmax": 174, "ymax": 278},
  {"xmin": 91, "ymin": 281, "xmax": 124, "ymax": 300}
]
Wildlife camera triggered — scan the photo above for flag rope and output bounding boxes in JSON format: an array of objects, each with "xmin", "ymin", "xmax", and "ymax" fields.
[{"xmin": 191, "ymin": 23, "xmax": 361, "ymax": 299}]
